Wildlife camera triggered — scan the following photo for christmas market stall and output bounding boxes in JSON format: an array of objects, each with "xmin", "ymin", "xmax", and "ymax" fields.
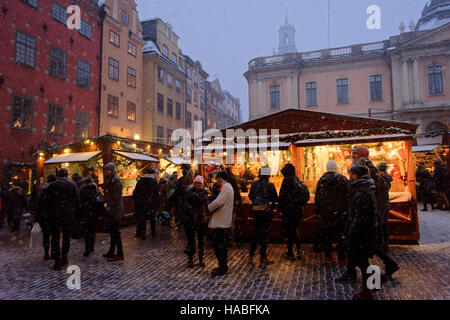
[
  {"xmin": 413, "ymin": 129, "xmax": 450, "ymax": 171},
  {"xmin": 214, "ymin": 109, "xmax": 420, "ymax": 244},
  {"xmin": 37, "ymin": 135, "xmax": 168, "ymax": 216}
]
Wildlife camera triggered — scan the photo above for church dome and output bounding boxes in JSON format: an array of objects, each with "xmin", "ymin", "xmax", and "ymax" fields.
[{"xmin": 416, "ymin": 0, "xmax": 450, "ymax": 30}]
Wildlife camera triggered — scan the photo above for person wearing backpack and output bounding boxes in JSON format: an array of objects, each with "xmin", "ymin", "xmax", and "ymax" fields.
[
  {"xmin": 184, "ymin": 176, "xmax": 209, "ymax": 268},
  {"xmin": 133, "ymin": 168, "xmax": 160, "ymax": 240},
  {"xmin": 279, "ymin": 164, "xmax": 310, "ymax": 261},
  {"xmin": 248, "ymin": 166, "xmax": 279, "ymax": 265}
]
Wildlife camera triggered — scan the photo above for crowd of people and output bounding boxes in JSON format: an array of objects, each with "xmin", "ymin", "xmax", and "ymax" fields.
[
  {"xmin": 0, "ymin": 145, "xmax": 448, "ymax": 300},
  {"xmin": 416, "ymin": 160, "xmax": 450, "ymax": 211}
]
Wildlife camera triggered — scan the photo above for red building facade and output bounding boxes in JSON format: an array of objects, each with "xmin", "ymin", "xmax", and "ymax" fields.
[{"xmin": 0, "ymin": 0, "xmax": 101, "ymax": 187}]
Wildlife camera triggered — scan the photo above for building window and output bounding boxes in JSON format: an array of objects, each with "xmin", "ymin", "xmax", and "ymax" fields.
[
  {"xmin": 176, "ymin": 102, "xmax": 181, "ymax": 120},
  {"xmin": 158, "ymin": 67, "xmax": 164, "ymax": 83},
  {"xmin": 176, "ymin": 79, "xmax": 181, "ymax": 93},
  {"xmin": 428, "ymin": 66, "xmax": 444, "ymax": 96},
  {"xmin": 186, "ymin": 68, "xmax": 192, "ymax": 79},
  {"xmin": 336, "ymin": 78, "xmax": 349, "ymax": 104},
  {"xmin": 76, "ymin": 59, "xmax": 90, "ymax": 88},
  {"xmin": 109, "ymin": 30, "xmax": 120, "ymax": 47},
  {"xmin": 47, "ymin": 104, "xmax": 64, "ymax": 135},
  {"xmin": 11, "ymin": 95, "xmax": 33, "ymax": 129},
  {"xmin": 107, "ymin": 95, "xmax": 119, "ymax": 117},
  {"xmin": 108, "ymin": 58, "xmax": 119, "ymax": 80},
  {"xmin": 75, "ymin": 110, "xmax": 89, "ymax": 138},
  {"xmin": 22, "ymin": 0, "xmax": 38, "ymax": 8},
  {"xmin": 185, "ymin": 111, "xmax": 192, "ymax": 129},
  {"xmin": 171, "ymin": 53, "xmax": 177, "ymax": 64},
  {"xmin": 121, "ymin": 10, "xmax": 129, "ymax": 26},
  {"xmin": 194, "ymin": 74, "xmax": 199, "ymax": 87},
  {"xmin": 306, "ymin": 82, "xmax": 317, "ymax": 107},
  {"xmin": 194, "ymin": 92, "xmax": 199, "ymax": 103},
  {"xmin": 186, "ymin": 88, "xmax": 192, "ymax": 103},
  {"xmin": 157, "ymin": 93, "xmax": 164, "ymax": 113},
  {"xmin": 162, "ymin": 45, "xmax": 169, "ymax": 57},
  {"xmin": 167, "ymin": 98, "xmax": 173, "ymax": 117},
  {"xmin": 167, "ymin": 129, "xmax": 173, "ymax": 145},
  {"xmin": 157, "ymin": 126, "xmax": 164, "ymax": 145},
  {"xmin": 127, "ymin": 102, "xmax": 136, "ymax": 122},
  {"xmin": 270, "ymin": 85, "xmax": 281, "ymax": 110},
  {"xmin": 127, "ymin": 67, "xmax": 136, "ymax": 88},
  {"xmin": 52, "ymin": 1, "xmax": 67, "ymax": 24},
  {"xmin": 49, "ymin": 46, "xmax": 66, "ymax": 79},
  {"xmin": 167, "ymin": 26, "xmax": 172, "ymax": 41},
  {"xmin": 15, "ymin": 30, "xmax": 36, "ymax": 68},
  {"xmin": 128, "ymin": 42, "xmax": 137, "ymax": 56},
  {"xmin": 167, "ymin": 74, "xmax": 173, "ymax": 88},
  {"xmin": 200, "ymin": 78, "xmax": 205, "ymax": 89},
  {"xmin": 194, "ymin": 115, "xmax": 198, "ymax": 122},
  {"xmin": 369, "ymin": 75, "xmax": 383, "ymax": 101},
  {"xmin": 79, "ymin": 20, "xmax": 92, "ymax": 39}
]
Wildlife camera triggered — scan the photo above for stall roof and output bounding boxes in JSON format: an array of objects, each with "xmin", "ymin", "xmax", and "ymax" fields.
[
  {"xmin": 114, "ymin": 151, "xmax": 159, "ymax": 162},
  {"xmin": 294, "ymin": 134, "xmax": 413, "ymax": 146},
  {"xmin": 412, "ymin": 144, "xmax": 441, "ymax": 153},
  {"xmin": 164, "ymin": 157, "xmax": 192, "ymax": 166},
  {"xmin": 44, "ymin": 151, "xmax": 101, "ymax": 164}
]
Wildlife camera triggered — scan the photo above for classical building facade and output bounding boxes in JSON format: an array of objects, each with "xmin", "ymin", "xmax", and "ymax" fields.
[
  {"xmin": 141, "ymin": 19, "xmax": 186, "ymax": 145},
  {"xmin": 221, "ymin": 91, "xmax": 241, "ymax": 129},
  {"xmin": 0, "ymin": 0, "xmax": 101, "ymax": 185},
  {"xmin": 99, "ymin": 0, "xmax": 145, "ymax": 140},
  {"xmin": 245, "ymin": 0, "xmax": 450, "ymax": 133},
  {"xmin": 206, "ymin": 79, "xmax": 224, "ymax": 130}
]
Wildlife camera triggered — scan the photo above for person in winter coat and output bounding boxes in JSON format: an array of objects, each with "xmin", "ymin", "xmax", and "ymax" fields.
[
  {"xmin": 47, "ymin": 168, "xmax": 79, "ymax": 270},
  {"xmin": 36, "ymin": 174, "xmax": 57, "ymax": 260},
  {"xmin": 278, "ymin": 164, "xmax": 310, "ymax": 261},
  {"xmin": 416, "ymin": 164, "xmax": 435, "ymax": 211},
  {"xmin": 5, "ymin": 185, "xmax": 27, "ymax": 238},
  {"xmin": 248, "ymin": 166, "xmax": 279, "ymax": 265},
  {"xmin": 158, "ymin": 178, "xmax": 171, "ymax": 226},
  {"xmin": 336, "ymin": 164, "xmax": 378, "ymax": 300},
  {"xmin": 71, "ymin": 173, "xmax": 84, "ymax": 191},
  {"xmin": 133, "ymin": 168, "xmax": 160, "ymax": 240},
  {"xmin": 433, "ymin": 161, "xmax": 449, "ymax": 210},
  {"xmin": 184, "ymin": 176, "xmax": 209, "ymax": 268},
  {"xmin": 79, "ymin": 177, "xmax": 103, "ymax": 257},
  {"xmin": 102, "ymin": 162, "xmax": 125, "ymax": 262},
  {"xmin": 377, "ymin": 162, "xmax": 393, "ymax": 248},
  {"xmin": 314, "ymin": 161, "xmax": 350, "ymax": 264},
  {"xmin": 208, "ymin": 170, "xmax": 234, "ymax": 277}
]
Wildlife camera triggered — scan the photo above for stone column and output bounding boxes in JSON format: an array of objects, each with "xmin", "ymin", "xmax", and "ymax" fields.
[
  {"xmin": 257, "ymin": 80, "xmax": 264, "ymax": 119},
  {"xmin": 402, "ymin": 61, "xmax": 410, "ymax": 105},
  {"xmin": 285, "ymin": 76, "xmax": 292, "ymax": 109},
  {"xmin": 413, "ymin": 59, "xmax": 421, "ymax": 103}
]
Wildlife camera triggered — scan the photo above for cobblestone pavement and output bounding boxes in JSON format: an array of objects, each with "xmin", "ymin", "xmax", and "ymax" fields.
[{"xmin": 0, "ymin": 208, "xmax": 449, "ymax": 300}]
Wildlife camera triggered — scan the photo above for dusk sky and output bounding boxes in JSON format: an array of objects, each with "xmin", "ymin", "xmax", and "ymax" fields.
[{"xmin": 135, "ymin": 0, "xmax": 428, "ymax": 122}]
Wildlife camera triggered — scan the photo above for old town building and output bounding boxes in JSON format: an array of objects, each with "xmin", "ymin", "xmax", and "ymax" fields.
[
  {"xmin": 245, "ymin": 0, "xmax": 450, "ymax": 133},
  {"xmin": 141, "ymin": 19, "xmax": 186, "ymax": 145},
  {"xmin": 0, "ymin": 0, "xmax": 101, "ymax": 186},
  {"xmin": 181, "ymin": 54, "xmax": 208, "ymax": 137},
  {"xmin": 206, "ymin": 79, "xmax": 224, "ymax": 130},
  {"xmin": 99, "ymin": 0, "xmax": 145, "ymax": 140}
]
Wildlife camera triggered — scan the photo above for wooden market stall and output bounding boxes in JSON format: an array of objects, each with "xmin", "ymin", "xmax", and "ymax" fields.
[
  {"xmin": 36, "ymin": 135, "xmax": 169, "ymax": 216},
  {"xmin": 211, "ymin": 109, "xmax": 420, "ymax": 244}
]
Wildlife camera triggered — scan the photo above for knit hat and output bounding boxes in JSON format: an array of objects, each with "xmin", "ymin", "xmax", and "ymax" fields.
[
  {"xmin": 216, "ymin": 170, "xmax": 229, "ymax": 181},
  {"xmin": 352, "ymin": 146, "xmax": 370, "ymax": 159},
  {"xmin": 194, "ymin": 175, "xmax": 204, "ymax": 185},
  {"xmin": 349, "ymin": 164, "xmax": 369, "ymax": 178},
  {"xmin": 57, "ymin": 168, "xmax": 69, "ymax": 178},
  {"xmin": 47, "ymin": 174, "xmax": 57, "ymax": 183},
  {"xmin": 71, "ymin": 173, "xmax": 82, "ymax": 183},
  {"xmin": 103, "ymin": 162, "xmax": 116, "ymax": 173},
  {"xmin": 326, "ymin": 160, "xmax": 339, "ymax": 173},
  {"xmin": 377, "ymin": 162, "xmax": 388, "ymax": 172},
  {"xmin": 259, "ymin": 166, "xmax": 271, "ymax": 177},
  {"xmin": 281, "ymin": 164, "xmax": 296, "ymax": 177}
]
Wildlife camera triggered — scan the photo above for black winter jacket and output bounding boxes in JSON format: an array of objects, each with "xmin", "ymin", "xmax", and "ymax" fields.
[
  {"xmin": 185, "ymin": 185, "xmax": 209, "ymax": 225},
  {"xmin": 47, "ymin": 178, "xmax": 79, "ymax": 226},
  {"xmin": 132, "ymin": 175, "xmax": 160, "ymax": 216},
  {"xmin": 103, "ymin": 173, "xmax": 124, "ymax": 223},
  {"xmin": 315, "ymin": 172, "xmax": 350, "ymax": 224}
]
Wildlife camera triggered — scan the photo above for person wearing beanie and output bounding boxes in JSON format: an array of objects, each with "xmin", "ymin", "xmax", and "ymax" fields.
[
  {"xmin": 278, "ymin": 164, "xmax": 310, "ymax": 261},
  {"xmin": 133, "ymin": 167, "xmax": 160, "ymax": 241},
  {"xmin": 184, "ymin": 175, "xmax": 209, "ymax": 268},
  {"xmin": 208, "ymin": 170, "xmax": 234, "ymax": 277},
  {"xmin": 47, "ymin": 167, "xmax": 79, "ymax": 270},
  {"xmin": 336, "ymin": 163, "xmax": 378, "ymax": 300},
  {"xmin": 248, "ymin": 166, "xmax": 278, "ymax": 265},
  {"xmin": 36, "ymin": 175, "xmax": 57, "ymax": 260},
  {"xmin": 315, "ymin": 160, "xmax": 351, "ymax": 264},
  {"xmin": 102, "ymin": 162, "xmax": 125, "ymax": 262},
  {"xmin": 352, "ymin": 146, "xmax": 370, "ymax": 164}
]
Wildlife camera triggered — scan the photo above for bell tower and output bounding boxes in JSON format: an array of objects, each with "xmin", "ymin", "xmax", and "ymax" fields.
[{"xmin": 278, "ymin": 11, "xmax": 297, "ymax": 54}]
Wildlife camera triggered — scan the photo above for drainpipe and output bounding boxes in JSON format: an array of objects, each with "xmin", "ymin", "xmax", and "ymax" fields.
[{"xmin": 97, "ymin": 5, "xmax": 107, "ymax": 136}]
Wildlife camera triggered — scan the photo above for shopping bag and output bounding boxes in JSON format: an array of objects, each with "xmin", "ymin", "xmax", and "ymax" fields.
[{"xmin": 29, "ymin": 223, "xmax": 43, "ymax": 249}]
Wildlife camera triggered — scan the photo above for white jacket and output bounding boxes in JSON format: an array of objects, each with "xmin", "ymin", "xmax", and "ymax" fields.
[{"xmin": 208, "ymin": 182, "xmax": 234, "ymax": 229}]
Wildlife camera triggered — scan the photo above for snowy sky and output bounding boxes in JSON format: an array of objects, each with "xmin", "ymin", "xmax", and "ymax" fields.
[{"xmin": 135, "ymin": 0, "xmax": 427, "ymax": 122}]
